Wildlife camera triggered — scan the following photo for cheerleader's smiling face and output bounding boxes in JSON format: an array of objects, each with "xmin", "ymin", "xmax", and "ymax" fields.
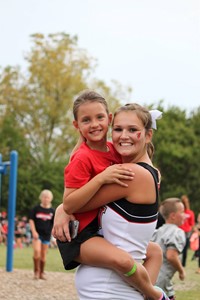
[{"xmin": 112, "ymin": 110, "xmax": 152, "ymax": 163}]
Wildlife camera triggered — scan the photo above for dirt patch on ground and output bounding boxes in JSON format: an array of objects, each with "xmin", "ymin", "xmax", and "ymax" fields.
[
  {"xmin": 1, "ymin": 267, "xmax": 199, "ymax": 299},
  {"xmin": 0, "ymin": 268, "xmax": 78, "ymax": 300}
]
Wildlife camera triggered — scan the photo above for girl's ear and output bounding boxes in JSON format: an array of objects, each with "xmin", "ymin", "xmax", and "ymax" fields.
[
  {"xmin": 145, "ymin": 129, "xmax": 153, "ymax": 144},
  {"xmin": 73, "ymin": 120, "xmax": 79, "ymax": 129}
]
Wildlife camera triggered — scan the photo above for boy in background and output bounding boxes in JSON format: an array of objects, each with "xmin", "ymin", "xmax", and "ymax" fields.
[{"xmin": 152, "ymin": 198, "xmax": 186, "ymax": 300}]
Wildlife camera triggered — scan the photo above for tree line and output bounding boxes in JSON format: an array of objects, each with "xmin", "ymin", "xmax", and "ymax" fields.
[{"xmin": 0, "ymin": 33, "xmax": 199, "ymax": 217}]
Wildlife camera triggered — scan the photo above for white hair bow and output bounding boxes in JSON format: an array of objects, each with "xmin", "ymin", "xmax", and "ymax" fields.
[{"xmin": 149, "ymin": 110, "xmax": 162, "ymax": 129}]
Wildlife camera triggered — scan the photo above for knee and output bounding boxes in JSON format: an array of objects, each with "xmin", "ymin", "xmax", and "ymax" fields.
[
  {"xmin": 34, "ymin": 250, "xmax": 41, "ymax": 260},
  {"xmin": 111, "ymin": 251, "xmax": 134, "ymax": 273}
]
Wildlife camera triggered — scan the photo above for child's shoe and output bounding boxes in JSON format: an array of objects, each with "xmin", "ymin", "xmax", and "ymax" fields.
[{"xmin": 154, "ymin": 286, "xmax": 170, "ymax": 300}]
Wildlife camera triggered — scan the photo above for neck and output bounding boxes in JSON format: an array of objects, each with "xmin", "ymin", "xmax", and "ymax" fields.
[
  {"xmin": 41, "ymin": 203, "xmax": 51, "ymax": 208},
  {"xmin": 87, "ymin": 138, "xmax": 108, "ymax": 152}
]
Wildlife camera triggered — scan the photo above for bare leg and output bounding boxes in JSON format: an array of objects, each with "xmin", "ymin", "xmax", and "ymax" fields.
[
  {"xmin": 77, "ymin": 237, "xmax": 163, "ymax": 300},
  {"xmin": 144, "ymin": 242, "xmax": 163, "ymax": 284},
  {"xmin": 39, "ymin": 243, "xmax": 49, "ymax": 279},
  {"xmin": 32, "ymin": 238, "xmax": 42, "ymax": 279}
]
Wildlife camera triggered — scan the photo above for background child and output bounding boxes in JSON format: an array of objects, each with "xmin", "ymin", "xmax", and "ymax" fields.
[
  {"xmin": 29, "ymin": 189, "xmax": 55, "ymax": 280},
  {"xmin": 191, "ymin": 213, "xmax": 200, "ymax": 274},
  {"xmin": 179, "ymin": 194, "xmax": 195, "ymax": 267},
  {"xmin": 152, "ymin": 197, "xmax": 186, "ymax": 299}
]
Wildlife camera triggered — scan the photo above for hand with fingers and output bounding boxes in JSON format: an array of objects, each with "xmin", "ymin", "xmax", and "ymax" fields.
[
  {"xmin": 98, "ymin": 164, "xmax": 135, "ymax": 187},
  {"xmin": 52, "ymin": 204, "xmax": 75, "ymax": 242}
]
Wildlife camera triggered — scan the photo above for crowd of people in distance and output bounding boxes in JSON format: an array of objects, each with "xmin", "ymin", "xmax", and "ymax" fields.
[{"xmin": 0, "ymin": 210, "xmax": 57, "ymax": 249}]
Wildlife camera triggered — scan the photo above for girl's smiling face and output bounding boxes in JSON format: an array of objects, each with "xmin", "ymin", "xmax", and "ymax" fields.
[
  {"xmin": 73, "ymin": 101, "xmax": 112, "ymax": 150},
  {"xmin": 112, "ymin": 111, "xmax": 152, "ymax": 162}
]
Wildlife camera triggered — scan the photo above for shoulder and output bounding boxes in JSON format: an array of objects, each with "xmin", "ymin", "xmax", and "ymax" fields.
[
  {"xmin": 177, "ymin": 227, "xmax": 186, "ymax": 239},
  {"xmin": 71, "ymin": 143, "xmax": 91, "ymax": 160},
  {"xmin": 31, "ymin": 205, "xmax": 39, "ymax": 212},
  {"xmin": 189, "ymin": 209, "xmax": 195, "ymax": 216},
  {"xmin": 71, "ymin": 143, "xmax": 91, "ymax": 159},
  {"xmin": 67, "ymin": 144, "xmax": 93, "ymax": 169},
  {"xmin": 168, "ymin": 226, "xmax": 186, "ymax": 246},
  {"xmin": 123, "ymin": 163, "xmax": 155, "ymax": 182},
  {"xmin": 123, "ymin": 163, "xmax": 157, "ymax": 204}
]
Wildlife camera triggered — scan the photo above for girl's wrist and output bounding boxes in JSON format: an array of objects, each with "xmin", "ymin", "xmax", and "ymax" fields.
[{"xmin": 95, "ymin": 173, "xmax": 105, "ymax": 186}]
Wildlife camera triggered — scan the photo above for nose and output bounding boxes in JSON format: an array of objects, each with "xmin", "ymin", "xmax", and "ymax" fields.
[
  {"xmin": 120, "ymin": 129, "xmax": 129, "ymax": 139},
  {"xmin": 91, "ymin": 119, "xmax": 98, "ymax": 127}
]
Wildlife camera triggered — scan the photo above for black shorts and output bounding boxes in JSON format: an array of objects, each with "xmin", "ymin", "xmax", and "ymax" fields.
[{"xmin": 56, "ymin": 217, "xmax": 102, "ymax": 270}]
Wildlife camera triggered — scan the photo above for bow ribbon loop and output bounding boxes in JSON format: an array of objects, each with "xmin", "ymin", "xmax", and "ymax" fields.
[{"xmin": 149, "ymin": 110, "xmax": 162, "ymax": 129}]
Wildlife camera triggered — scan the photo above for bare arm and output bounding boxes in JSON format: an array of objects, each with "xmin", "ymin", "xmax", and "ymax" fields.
[
  {"xmin": 29, "ymin": 219, "xmax": 38, "ymax": 240},
  {"xmin": 63, "ymin": 164, "xmax": 135, "ymax": 214},
  {"xmin": 166, "ymin": 248, "xmax": 186, "ymax": 280},
  {"xmin": 53, "ymin": 165, "xmax": 133, "ymax": 241},
  {"xmin": 53, "ymin": 165, "xmax": 134, "ymax": 240},
  {"xmin": 64, "ymin": 164, "xmax": 155, "ymax": 214}
]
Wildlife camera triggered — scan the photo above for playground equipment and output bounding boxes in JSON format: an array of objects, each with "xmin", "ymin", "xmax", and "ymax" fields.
[{"xmin": 0, "ymin": 150, "xmax": 18, "ymax": 272}]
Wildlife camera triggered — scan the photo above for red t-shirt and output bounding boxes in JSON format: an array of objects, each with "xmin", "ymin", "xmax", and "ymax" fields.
[
  {"xmin": 179, "ymin": 209, "xmax": 195, "ymax": 233},
  {"xmin": 64, "ymin": 141, "xmax": 121, "ymax": 232}
]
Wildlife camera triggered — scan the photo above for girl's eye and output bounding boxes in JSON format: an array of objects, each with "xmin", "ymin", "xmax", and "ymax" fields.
[
  {"xmin": 97, "ymin": 115, "xmax": 105, "ymax": 120},
  {"xmin": 82, "ymin": 118, "xmax": 90, "ymax": 123},
  {"xmin": 113, "ymin": 127, "xmax": 122, "ymax": 132},
  {"xmin": 129, "ymin": 128, "xmax": 137, "ymax": 133}
]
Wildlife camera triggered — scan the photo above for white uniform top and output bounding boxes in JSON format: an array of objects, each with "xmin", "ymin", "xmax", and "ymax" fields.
[{"xmin": 75, "ymin": 163, "xmax": 159, "ymax": 300}]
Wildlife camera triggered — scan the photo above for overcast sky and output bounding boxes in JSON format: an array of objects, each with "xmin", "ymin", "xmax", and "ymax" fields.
[{"xmin": 0, "ymin": 0, "xmax": 199, "ymax": 112}]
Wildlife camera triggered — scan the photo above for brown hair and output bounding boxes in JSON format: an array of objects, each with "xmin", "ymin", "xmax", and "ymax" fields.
[
  {"xmin": 73, "ymin": 89, "xmax": 109, "ymax": 120},
  {"xmin": 113, "ymin": 103, "xmax": 154, "ymax": 159},
  {"xmin": 181, "ymin": 195, "xmax": 190, "ymax": 210},
  {"xmin": 160, "ymin": 197, "xmax": 182, "ymax": 220}
]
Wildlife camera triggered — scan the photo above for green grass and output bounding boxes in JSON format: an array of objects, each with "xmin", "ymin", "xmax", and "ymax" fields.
[
  {"xmin": 172, "ymin": 250, "xmax": 200, "ymax": 299},
  {"xmin": 0, "ymin": 245, "xmax": 199, "ymax": 298},
  {"xmin": 0, "ymin": 244, "xmax": 69, "ymax": 273}
]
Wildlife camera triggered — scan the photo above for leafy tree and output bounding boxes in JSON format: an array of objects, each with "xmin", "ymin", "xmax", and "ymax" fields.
[
  {"xmin": 1, "ymin": 33, "xmax": 92, "ymax": 162},
  {"xmin": 153, "ymin": 105, "xmax": 200, "ymax": 214},
  {"xmin": 0, "ymin": 32, "xmax": 127, "ymax": 215},
  {"xmin": 186, "ymin": 108, "xmax": 200, "ymax": 213},
  {"xmin": 0, "ymin": 115, "xmax": 32, "ymax": 213},
  {"xmin": 1, "ymin": 32, "xmax": 199, "ymax": 216}
]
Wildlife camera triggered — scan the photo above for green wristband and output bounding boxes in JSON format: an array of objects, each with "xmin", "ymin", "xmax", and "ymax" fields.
[{"xmin": 124, "ymin": 263, "xmax": 137, "ymax": 277}]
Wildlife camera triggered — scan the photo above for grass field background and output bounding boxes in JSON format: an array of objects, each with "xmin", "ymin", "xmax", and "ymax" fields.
[{"xmin": 0, "ymin": 244, "xmax": 199, "ymax": 299}]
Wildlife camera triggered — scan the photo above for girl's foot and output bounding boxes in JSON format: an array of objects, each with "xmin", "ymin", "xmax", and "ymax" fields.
[
  {"xmin": 34, "ymin": 271, "xmax": 39, "ymax": 280},
  {"xmin": 39, "ymin": 272, "xmax": 47, "ymax": 280},
  {"xmin": 154, "ymin": 286, "xmax": 170, "ymax": 300}
]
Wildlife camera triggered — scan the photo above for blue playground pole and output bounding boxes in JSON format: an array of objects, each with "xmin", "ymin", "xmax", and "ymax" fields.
[{"xmin": 6, "ymin": 151, "xmax": 18, "ymax": 272}]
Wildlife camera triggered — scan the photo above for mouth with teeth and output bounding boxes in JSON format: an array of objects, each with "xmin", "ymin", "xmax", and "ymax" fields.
[
  {"xmin": 89, "ymin": 129, "xmax": 103, "ymax": 136},
  {"xmin": 120, "ymin": 142, "xmax": 133, "ymax": 146}
]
